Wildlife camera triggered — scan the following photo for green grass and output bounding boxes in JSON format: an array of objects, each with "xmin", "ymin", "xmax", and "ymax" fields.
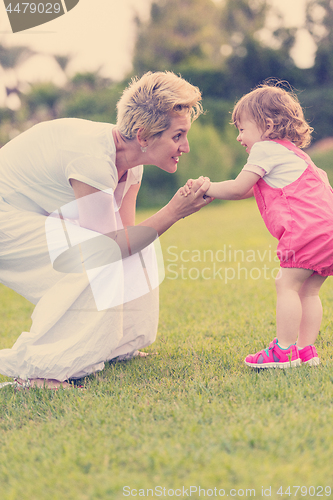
[{"xmin": 0, "ymin": 199, "xmax": 333, "ymax": 499}]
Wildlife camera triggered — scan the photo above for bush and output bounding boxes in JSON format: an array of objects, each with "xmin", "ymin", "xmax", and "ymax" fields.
[
  {"xmin": 59, "ymin": 87, "xmax": 119, "ymax": 123},
  {"xmin": 301, "ymin": 87, "xmax": 333, "ymax": 142},
  {"xmin": 310, "ymin": 149, "xmax": 333, "ymax": 185}
]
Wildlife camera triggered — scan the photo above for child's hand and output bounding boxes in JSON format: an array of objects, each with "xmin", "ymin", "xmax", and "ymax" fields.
[
  {"xmin": 172, "ymin": 177, "xmax": 213, "ymax": 220},
  {"xmin": 180, "ymin": 176, "xmax": 210, "ymax": 197},
  {"xmin": 179, "ymin": 179, "xmax": 193, "ymax": 197}
]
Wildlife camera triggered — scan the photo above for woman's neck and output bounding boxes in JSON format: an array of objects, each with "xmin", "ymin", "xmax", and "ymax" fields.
[{"xmin": 112, "ymin": 128, "xmax": 142, "ymax": 180}]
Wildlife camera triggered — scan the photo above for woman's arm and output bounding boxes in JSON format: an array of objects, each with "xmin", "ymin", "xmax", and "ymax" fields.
[
  {"xmin": 116, "ymin": 177, "xmax": 212, "ymax": 238},
  {"xmin": 71, "ymin": 176, "xmax": 211, "ymax": 238},
  {"xmin": 137, "ymin": 177, "xmax": 212, "ymax": 236},
  {"xmin": 118, "ymin": 182, "xmax": 141, "ymax": 227},
  {"xmin": 206, "ymin": 170, "xmax": 260, "ymax": 200},
  {"xmin": 70, "ymin": 179, "xmax": 117, "ymax": 233}
]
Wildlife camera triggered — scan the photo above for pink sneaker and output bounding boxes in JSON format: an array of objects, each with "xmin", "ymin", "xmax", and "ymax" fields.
[
  {"xmin": 298, "ymin": 345, "xmax": 320, "ymax": 366},
  {"xmin": 245, "ymin": 338, "xmax": 301, "ymax": 369}
]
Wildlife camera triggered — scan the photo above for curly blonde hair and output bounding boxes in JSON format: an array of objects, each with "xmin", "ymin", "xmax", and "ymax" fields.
[
  {"xmin": 116, "ymin": 71, "xmax": 203, "ymax": 141},
  {"xmin": 232, "ymin": 81, "xmax": 313, "ymax": 148}
]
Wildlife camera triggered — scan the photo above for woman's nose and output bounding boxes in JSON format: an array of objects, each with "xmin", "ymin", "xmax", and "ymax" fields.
[{"xmin": 180, "ymin": 138, "xmax": 190, "ymax": 153}]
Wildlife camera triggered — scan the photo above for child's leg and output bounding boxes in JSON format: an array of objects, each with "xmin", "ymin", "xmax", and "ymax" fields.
[
  {"xmin": 275, "ymin": 268, "xmax": 314, "ymax": 347},
  {"xmin": 297, "ymin": 273, "xmax": 327, "ymax": 348},
  {"xmin": 244, "ymin": 268, "xmax": 326, "ymax": 369}
]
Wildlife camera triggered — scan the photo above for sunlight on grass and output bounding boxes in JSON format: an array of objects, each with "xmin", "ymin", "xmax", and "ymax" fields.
[{"xmin": 0, "ymin": 199, "xmax": 332, "ymax": 499}]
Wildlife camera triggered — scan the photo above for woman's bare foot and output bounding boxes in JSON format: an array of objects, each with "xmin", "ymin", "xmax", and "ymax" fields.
[
  {"xmin": 16, "ymin": 378, "xmax": 71, "ymax": 390},
  {"xmin": 136, "ymin": 351, "xmax": 150, "ymax": 358},
  {"xmin": 32, "ymin": 378, "xmax": 71, "ymax": 389},
  {"xmin": 111, "ymin": 350, "xmax": 157, "ymax": 362}
]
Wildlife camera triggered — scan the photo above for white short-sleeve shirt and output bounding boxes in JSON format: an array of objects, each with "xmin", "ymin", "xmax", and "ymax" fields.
[
  {"xmin": 243, "ymin": 141, "xmax": 307, "ymax": 188},
  {"xmin": 0, "ymin": 118, "xmax": 143, "ymax": 214}
]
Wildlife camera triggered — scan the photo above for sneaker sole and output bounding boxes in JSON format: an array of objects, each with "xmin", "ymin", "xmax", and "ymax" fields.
[
  {"xmin": 244, "ymin": 358, "xmax": 301, "ymax": 369},
  {"xmin": 302, "ymin": 357, "xmax": 320, "ymax": 366}
]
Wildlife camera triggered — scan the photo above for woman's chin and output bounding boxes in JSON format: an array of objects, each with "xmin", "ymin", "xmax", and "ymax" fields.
[{"xmin": 157, "ymin": 164, "xmax": 178, "ymax": 174}]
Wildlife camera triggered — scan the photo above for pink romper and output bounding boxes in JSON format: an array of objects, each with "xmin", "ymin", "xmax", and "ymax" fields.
[{"xmin": 253, "ymin": 139, "xmax": 333, "ymax": 276}]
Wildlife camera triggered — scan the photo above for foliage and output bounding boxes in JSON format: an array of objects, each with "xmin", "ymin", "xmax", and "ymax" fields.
[
  {"xmin": 59, "ymin": 87, "xmax": 118, "ymax": 123},
  {"xmin": 306, "ymin": 0, "xmax": 333, "ymax": 48},
  {"xmin": 0, "ymin": 45, "xmax": 31, "ymax": 69},
  {"xmin": 224, "ymin": 38, "xmax": 307, "ymax": 98},
  {"xmin": 132, "ymin": 0, "xmax": 301, "ymax": 94},
  {"xmin": 310, "ymin": 147, "xmax": 333, "ymax": 185},
  {"xmin": 0, "ymin": 201, "xmax": 333, "ymax": 498},
  {"xmin": 23, "ymin": 83, "xmax": 64, "ymax": 119},
  {"xmin": 222, "ymin": 0, "xmax": 269, "ymax": 36},
  {"xmin": 70, "ymin": 72, "xmax": 112, "ymax": 91},
  {"xmin": 305, "ymin": 0, "xmax": 333, "ymax": 85},
  {"xmin": 133, "ymin": 0, "xmax": 226, "ymax": 74},
  {"xmin": 300, "ymin": 86, "xmax": 333, "ymax": 142}
]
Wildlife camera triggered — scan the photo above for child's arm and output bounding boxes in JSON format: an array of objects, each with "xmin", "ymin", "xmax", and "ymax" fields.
[{"xmin": 206, "ymin": 170, "xmax": 261, "ymax": 200}]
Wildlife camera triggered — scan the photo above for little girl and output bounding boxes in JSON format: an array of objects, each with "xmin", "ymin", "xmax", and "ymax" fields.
[{"xmin": 192, "ymin": 83, "xmax": 333, "ymax": 368}]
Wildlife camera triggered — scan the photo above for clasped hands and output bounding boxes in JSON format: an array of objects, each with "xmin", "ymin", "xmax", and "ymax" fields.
[
  {"xmin": 180, "ymin": 176, "xmax": 213, "ymax": 202},
  {"xmin": 172, "ymin": 176, "xmax": 214, "ymax": 220}
]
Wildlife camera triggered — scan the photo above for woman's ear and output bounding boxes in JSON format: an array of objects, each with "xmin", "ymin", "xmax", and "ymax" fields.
[{"xmin": 137, "ymin": 128, "xmax": 148, "ymax": 149}]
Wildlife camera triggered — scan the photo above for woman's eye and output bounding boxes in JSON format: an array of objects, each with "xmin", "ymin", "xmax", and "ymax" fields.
[{"xmin": 174, "ymin": 134, "xmax": 181, "ymax": 141}]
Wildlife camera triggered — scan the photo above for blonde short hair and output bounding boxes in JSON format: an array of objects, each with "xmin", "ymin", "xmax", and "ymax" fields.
[
  {"xmin": 116, "ymin": 71, "xmax": 203, "ymax": 141},
  {"xmin": 232, "ymin": 82, "xmax": 313, "ymax": 148}
]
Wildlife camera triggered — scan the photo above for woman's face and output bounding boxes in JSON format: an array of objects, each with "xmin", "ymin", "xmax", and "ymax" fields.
[{"xmin": 146, "ymin": 114, "xmax": 191, "ymax": 173}]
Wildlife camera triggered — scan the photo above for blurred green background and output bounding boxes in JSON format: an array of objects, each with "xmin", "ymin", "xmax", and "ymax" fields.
[{"xmin": 1, "ymin": 0, "xmax": 333, "ymax": 207}]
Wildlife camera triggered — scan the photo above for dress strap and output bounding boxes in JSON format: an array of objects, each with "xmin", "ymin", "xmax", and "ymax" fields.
[
  {"xmin": 272, "ymin": 140, "xmax": 330, "ymax": 187},
  {"xmin": 271, "ymin": 139, "xmax": 312, "ymax": 164}
]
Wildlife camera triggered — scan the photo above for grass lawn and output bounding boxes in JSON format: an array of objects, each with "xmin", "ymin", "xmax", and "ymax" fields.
[{"xmin": 0, "ymin": 198, "xmax": 333, "ymax": 499}]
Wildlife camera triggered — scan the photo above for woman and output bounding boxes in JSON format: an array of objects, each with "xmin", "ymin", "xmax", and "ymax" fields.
[{"xmin": 0, "ymin": 71, "xmax": 211, "ymax": 389}]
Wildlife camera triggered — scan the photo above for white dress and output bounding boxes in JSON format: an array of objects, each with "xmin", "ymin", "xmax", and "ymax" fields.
[{"xmin": 0, "ymin": 118, "xmax": 161, "ymax": 381}]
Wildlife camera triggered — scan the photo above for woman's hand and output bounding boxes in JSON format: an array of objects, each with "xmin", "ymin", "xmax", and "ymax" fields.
[
  {"xmin": 169, "ymin": 176, "xmax": 214, "ymax": 220},
  {"xmin": 138, "ymin": 177, "xmax": 214, "ymax": 237},
  {"xmin": 179, "ymin": 176, "xmax": 210, "ymax": 196}
]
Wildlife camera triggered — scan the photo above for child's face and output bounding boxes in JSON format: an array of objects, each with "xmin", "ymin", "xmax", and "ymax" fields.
[{"xmin": 236, "ymin": 115, "xmax": 267, "ymax": 154}]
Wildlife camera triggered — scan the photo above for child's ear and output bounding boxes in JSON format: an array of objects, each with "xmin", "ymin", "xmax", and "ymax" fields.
[{"xmin": 265, "ymin": 118, "xmax": 274, "ymax": 134}]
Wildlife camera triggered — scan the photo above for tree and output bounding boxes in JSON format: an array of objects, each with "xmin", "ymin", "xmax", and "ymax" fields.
[
  {"xmin": 222, "ymin": 0, "xmax": 268, "ymax": 45},
  {"xmin": 0, "ymin": 44, "xmax": 33, "ymax": 109},
  {"xmin": 133, "ymin": 0, "xmax": 226, "ymax": 74},
  {"xmin": 23, "ymin": 83, "xmax": 63, "ymax": 119},
  {"xmin": 132, "ymin": 0, "xmax": 304, "ymax": 99},
  {"xmin": 221, "ymin": 0, "xmax": 297, "ymax": 55},
  {"xmin": 306, "ymin": 0, "xmax": 333, "ymax": 84},
  {"xmin": 0, "ymin": 45, "xmax": 29, "ymax": 70}
]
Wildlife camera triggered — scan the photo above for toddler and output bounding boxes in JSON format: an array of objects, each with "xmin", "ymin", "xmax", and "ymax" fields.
[{"xmin": 193, "ymin": 82, "xmax": 333, "ymax": 368}]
